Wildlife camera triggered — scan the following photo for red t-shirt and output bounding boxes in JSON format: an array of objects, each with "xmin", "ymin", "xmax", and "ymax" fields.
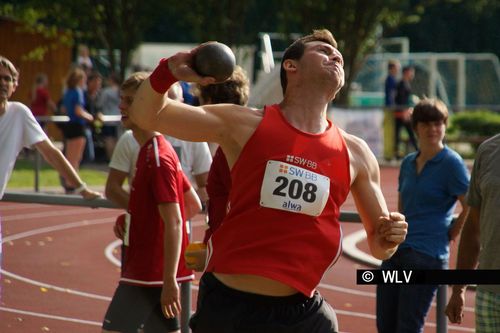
[
  {"xmin": 205, "ymin": 105, "xmax": 351, "ymax": 296},
  {"xmin": 30, "ymin": 87, "xmax": 50, "ymax": 117},
  {"xmin": 203, "ymin": 147, "xmax": 231, "ymax": 244},
  {"xmin": 121, "ymin": 135, "xmax": 194, "ymax": 286}
]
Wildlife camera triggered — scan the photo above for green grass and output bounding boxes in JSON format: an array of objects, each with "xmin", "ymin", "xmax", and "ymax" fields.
[{"xmin": 7, "ymin": 157, "xmax": 108, "ymax": 189}]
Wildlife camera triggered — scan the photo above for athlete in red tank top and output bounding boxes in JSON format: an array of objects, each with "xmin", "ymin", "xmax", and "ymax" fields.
[
  {"xmin": 206, "ymin": 104, "xmax": 350, "ymax": 296},
  {"xmin": 130, "ymin": 29, "xmax": 408, "ymax": 333}
]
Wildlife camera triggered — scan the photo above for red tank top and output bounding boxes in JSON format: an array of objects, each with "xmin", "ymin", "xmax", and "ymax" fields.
[
  {"xmin": 205, "ymin": 104, "xmax": 350, "ymax": 296},
  {"xmin": 30, "ymin": 87, "xmax": 50, "ymax": 116}
]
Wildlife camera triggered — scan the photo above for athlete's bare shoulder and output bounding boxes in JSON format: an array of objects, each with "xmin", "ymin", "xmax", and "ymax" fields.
[
  {"xmin": 340, "ymin": 129, "xmax": 372, "ymax": 157},
  {"xmin": 201, "ymin": 104, "xmax": 263, "ymax": 136},
  {"xmin": 203, "ymin": 103, "xmax": 262, "ymax": 119},
  {"xmin": 339, "ymin": 129, "xmax": 379, "ymax": 183},
  {"xmin": 232, "ymin": 104, "xmax": 264, "ymax": 119},
  {"xmin": 242, "ymin": 106, "xmax": 264, "ymax": 126}
]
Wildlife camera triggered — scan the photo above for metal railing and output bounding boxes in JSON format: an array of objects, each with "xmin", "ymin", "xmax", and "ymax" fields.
[{"xmin": 1, "ymin": 191, "xmax": 450, "ymax": 333}]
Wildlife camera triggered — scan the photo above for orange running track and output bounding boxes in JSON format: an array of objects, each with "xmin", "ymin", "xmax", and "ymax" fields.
[{"xmin": 0, "ymin": 166, "xmax": 476, "ymax": 332}]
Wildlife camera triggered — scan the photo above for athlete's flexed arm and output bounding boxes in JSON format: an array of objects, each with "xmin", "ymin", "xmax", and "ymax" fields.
[{"xmin": 342, "ymin": 131, "xmax": 407, "ymax": 260}]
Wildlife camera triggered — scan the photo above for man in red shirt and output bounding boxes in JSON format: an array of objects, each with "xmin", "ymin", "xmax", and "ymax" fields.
[
  {"xmin": 130, "ymin": 29, "xmax": 408, "ymax": 333},
  {"xmin": 102, "ymin": 72, "xmax": 201, "ymax": 333}
]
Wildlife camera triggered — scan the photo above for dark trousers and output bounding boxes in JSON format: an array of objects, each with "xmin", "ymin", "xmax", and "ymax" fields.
[
  {"xmin": 376, "ymin": 248, "xmax": 448, "ymax": 333},
  {"xmin": 394, "ymin": 118, "xmax": 418, "ymax": 158}
]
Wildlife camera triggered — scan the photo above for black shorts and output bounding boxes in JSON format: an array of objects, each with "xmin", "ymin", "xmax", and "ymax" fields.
[
  {"xmin": 102, "ymin": 283, "xmax": 179, "ymax": 333},
  {"xmin": 60, "ymin": 122, "xmax": 87, "ymax": 139},
  {"xmin": 189, "ymin": 272, "xmax": 338, "ymax": 333}
]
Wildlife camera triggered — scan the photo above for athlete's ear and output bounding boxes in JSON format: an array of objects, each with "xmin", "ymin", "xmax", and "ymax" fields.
[{"xmin": 282, "ymin": 59, "xmax": 297, "ymax": 73}]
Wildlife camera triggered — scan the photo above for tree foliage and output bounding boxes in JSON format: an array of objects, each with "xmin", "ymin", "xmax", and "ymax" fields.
[
  {"xmin": 386, "ymin": 0, "xmax": 500, "ymax": 57},
  {"xmin": 1, "ymin": 0, "xmax": 164, "ymax": 79},
  {"xmin": 2, "ymin": 0, "xmax": 497, "ymax": 101},
  {"xmin": 273, "ymin": 0, "xmax": 428, "ymax": 104},
  {"xmin": 165, "ymin": 0, "xmax": 258, "ymax": 46},
  {"xmin": 160, "ymin": 0, "xmax": 429, "ymax": 104}
]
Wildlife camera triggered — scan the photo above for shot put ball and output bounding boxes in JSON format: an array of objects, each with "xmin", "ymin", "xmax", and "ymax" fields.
[{"xmin": 193, "ymin": 42, "xmax": 236, "ymax": 82}]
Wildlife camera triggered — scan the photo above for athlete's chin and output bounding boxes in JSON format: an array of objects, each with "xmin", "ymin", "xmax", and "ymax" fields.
[
  {"xmin": 328, "ymin": 83, "xmax": 343, "ymax": 99},
  {"xmin": 327, "ymin": 75, "xmax": 344, "ymax": 91}
]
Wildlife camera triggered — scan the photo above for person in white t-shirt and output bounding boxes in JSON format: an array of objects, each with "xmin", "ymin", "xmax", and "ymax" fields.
[
  {"xmin": 165, "ymin": 82, "xmax": 211, "ymax": 204},
  {"xmin": 0, "ymin": 56, "xmax": 102, "ymax": 298},
  {"xmin": 105, "ymin": 130, "xmax": 137, "ymax": 209},
  {"xmin": 0, "ymin": 56, "xmax": 102, "ymax": 201}
]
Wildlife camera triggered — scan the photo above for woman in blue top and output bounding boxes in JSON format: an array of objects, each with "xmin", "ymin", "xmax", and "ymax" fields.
[
  {"xmin": 61, "ymin": 67, "xmax": 94, "ymax": 193},
  {"xmin": 376, "ymin": 98, "xmax": 470, "ymax": 333}
]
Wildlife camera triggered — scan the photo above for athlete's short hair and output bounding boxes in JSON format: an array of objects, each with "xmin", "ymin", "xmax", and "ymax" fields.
[
  {"xmin": 121, "ymin": 72, "xmax": 150, "ymax": 93},
  {"xmin": 411, "ymin": 98, "xmax": 449, "ymax": 129},
  {"xmin": 65, "ymin": 67, "xmax": 86, "ymax": 89},
  {"xmin": 0, "ymin": 55, "xmax": 19, "ymax": 83}
]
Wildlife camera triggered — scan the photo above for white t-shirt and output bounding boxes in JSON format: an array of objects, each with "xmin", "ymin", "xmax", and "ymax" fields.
[
  {"xmin": 0, "ymin": 102, "xmax": 48, "ymax": 198},
  {"xmin": 108, "ymin": 130, "xmax": 138, "ymax": 182},
  {"xmin": 165, "ymin": 135, "xmax": 212, "ymax": 188},
  {"xmin": 109, "ymin": 131, "xmax": 212, "ymax": 188}
]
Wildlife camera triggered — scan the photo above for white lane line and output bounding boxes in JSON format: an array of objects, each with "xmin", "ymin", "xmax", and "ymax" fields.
[
  {"xmin": 0, "ymin": 306, "xmax": 101, "ymax": 326},
  {"xmin": 2, "ymin": 208, "xmax": 105, "ymax": 222},
  {"xmin": 1, "ymin": 218, "xmax": 113, "ymax": 242},
  {"xmin": 105, "ymin": 239, "xmax": 122, "ymax": 267},
  {"xmin": 0, "ymin": 213, "xmax": 474, "ymax": 331},
  {"xmin": 0, "ymin": 270, "xmax": 112, "ymax": 301},
  {"xmin": 107, "ymin": 238, "xmax": 382, "ymax": 300},
  {"xmin": 1, "ymin": 217, "xmax": 114, "ymax": 301},
  {"xmin": 342, "ymin": 229, "xmax": 382, "ymax": 267}
]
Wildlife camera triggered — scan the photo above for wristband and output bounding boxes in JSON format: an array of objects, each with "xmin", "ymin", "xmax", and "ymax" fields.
[
  {"xmin": 74, "ymin": 182, "xmax": 87, "ymax": 194},
  {"xmin": 149, "ymin": 58, "xmax": 178, "ymax": 94}
]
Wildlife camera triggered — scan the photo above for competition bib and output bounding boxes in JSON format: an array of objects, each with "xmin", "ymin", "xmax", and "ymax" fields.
[{"xmin": 260, "ymin": 160, "xmax": 330, "ymax": 216}]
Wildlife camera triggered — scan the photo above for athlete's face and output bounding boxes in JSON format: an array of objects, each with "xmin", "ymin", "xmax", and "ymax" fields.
[
  {"xmin": 0, "ymin": 66, "xmax": 16, "ymax": 104},
  {"xmin": 300, "ymin": 41, "xmax": 345, "ymax": 96},
  {"xmin": 119, "ymin": 89, "xmax": 136, "ymax": 130},
  {"xmin": 415, "ymin": 120, "xmax": 446, "ymax": 146}
]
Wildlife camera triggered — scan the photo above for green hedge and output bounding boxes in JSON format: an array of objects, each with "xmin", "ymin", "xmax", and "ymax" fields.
[{"xmin": 448, "ymin": 110, "xmax": 500, "ymax": 137}]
